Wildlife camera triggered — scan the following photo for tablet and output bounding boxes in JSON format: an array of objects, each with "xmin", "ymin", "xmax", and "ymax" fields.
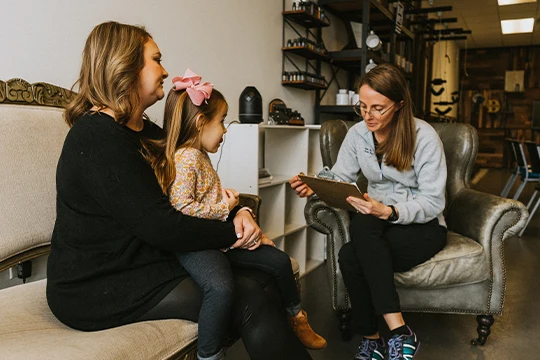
[{"xmin": 299, "ymin": 174, "xmax": 363, "ymax": 212}]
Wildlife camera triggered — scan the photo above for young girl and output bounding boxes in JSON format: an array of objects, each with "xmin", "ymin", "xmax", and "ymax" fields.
[{"xmin": 144, "ymin": 69, "xmax": 326, "ymax": 360}]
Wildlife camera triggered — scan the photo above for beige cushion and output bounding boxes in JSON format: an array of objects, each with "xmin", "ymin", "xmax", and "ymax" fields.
[
  {"xmin": 394, "ymin": 231, "xmax": 489, "ymax": 289},
  {"xmin": 0, "ymin": 279, "xmax": 198, "ymax": 360},
  {"xmin": 0, "ymin": 105, "xmax": 69, "ymax": 263}
]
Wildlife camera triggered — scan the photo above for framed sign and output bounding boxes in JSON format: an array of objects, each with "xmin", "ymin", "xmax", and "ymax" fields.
[{"xmin": 505, "ymin": 70, "xmax": 524, "ymax": 92}]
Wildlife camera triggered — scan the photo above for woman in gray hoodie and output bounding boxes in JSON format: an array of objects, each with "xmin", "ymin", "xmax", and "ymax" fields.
[{"xmin": 290, "ymin": 63, "xmax": 447, "ymax": 360}]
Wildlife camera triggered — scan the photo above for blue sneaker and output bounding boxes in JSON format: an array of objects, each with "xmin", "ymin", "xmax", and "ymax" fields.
[
  {"xmin": 354, "ymin": 338, "xmax": 386, "ymax": 360},
  {"xmin": 387, "ymin": 326, "xmax": 420, "ymax": 360}
]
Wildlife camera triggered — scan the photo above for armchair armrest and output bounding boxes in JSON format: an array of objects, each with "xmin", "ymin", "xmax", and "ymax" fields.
[
  {"xmin": 446, "ymin": 188, "xmax": 528, "ymax": 249},
  {"xmin": 305, "ymin": 197, "xmax": 351, "ymax": 312},
  {"xmin": 445, "ymin": 189, "xmax": 527, "ymax": 314},
  {"xmin": 238, "ymin": 193, "xmax": 261, "ymax": 221}
]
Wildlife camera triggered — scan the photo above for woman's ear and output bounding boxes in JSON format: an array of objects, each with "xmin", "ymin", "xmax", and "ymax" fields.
[{"xmin": 396, "ymin": 100, "xmax": 405, "ymax": 110}]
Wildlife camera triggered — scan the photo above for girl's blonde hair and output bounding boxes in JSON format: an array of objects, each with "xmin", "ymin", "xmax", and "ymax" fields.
[
  {"xmin": 359, "ymin": 63, "xmax": 416, "ymax": 171},
  {"xmin": 143, "ymin": 88, "xmax": 228, "ymax": 194},
  {"xmin": 65, "ymin": 21, "xmax": 151, "ymax": 126}
]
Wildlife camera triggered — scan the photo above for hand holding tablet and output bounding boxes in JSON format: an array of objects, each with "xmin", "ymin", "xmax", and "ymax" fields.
[{"xmin": 298, "ymin": 174, "xmax": 363, "ymax": 212}]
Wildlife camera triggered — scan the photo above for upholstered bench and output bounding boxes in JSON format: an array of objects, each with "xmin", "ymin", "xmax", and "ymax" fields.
[{"xmin": 0, "ymin": 79, "xmax": 299, "ymax": 360}]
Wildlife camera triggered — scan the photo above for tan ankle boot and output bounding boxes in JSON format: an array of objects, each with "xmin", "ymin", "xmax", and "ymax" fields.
[{"xmin": 287, "ymin": 310, "xmax": 327, "ymax": 350}]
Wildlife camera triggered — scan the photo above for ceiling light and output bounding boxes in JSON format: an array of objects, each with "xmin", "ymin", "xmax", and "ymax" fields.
[
  {"xmin": 501, "ymin": 18, "xmax": 534, "ymax": 34},
  {"xmin": 498, "ymin": 0, "xmax": 536, "ymax": 5}
]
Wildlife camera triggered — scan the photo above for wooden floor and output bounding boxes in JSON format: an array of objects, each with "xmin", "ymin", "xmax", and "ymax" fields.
[{"xmin": 227, "ymin": 168, "xmax": 540, "ymax": 360}]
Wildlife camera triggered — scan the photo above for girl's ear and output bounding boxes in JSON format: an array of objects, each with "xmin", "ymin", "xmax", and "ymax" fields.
[
  {"xmin": 396, "ymin": 100, "xmax": 405, "ymax": 110},
  {"xmin": 195, "ymin": 114, "xmax": 205, "ymax": 131}
]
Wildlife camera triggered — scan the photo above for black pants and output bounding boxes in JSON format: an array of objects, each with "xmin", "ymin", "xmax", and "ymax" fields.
[
  {"xmin": 338, "ymin": 213, "xmax": 447, "ymax": 335},
  {"xmin": 137, "ymin": 266, "xmax": 312, "ymax": 360},
  {"xmin": 174, "ymin": 246, "xmax": 301, "ymax": 357}
]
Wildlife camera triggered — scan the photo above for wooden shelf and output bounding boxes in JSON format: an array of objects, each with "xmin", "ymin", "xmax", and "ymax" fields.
[
  {"xmin": 283, "ymin": 46, "xmax": 328, "ymax": 61},
  {"xmin": 209, "ymin": 124, "xmax": 326, "ymax": 277},
  {"xmin": 283, "ymin": 10, "xmax": 331, "ymax": 28},
  {"xmin": 319, "ymin": 105, "xmax": 359, "ymax": 115},
  {"xmin": 282, "ymin": 80, "xmax": 327, "ymax": 90},
  {"xmin": 328, "ymin": 49, "xmax": 386, "ymax": 71}
]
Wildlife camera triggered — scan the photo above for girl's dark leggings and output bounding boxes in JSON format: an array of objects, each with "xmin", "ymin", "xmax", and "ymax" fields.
[{"xmin": 136, "ymin": 255, "xmax": 312, "ymax": 360}]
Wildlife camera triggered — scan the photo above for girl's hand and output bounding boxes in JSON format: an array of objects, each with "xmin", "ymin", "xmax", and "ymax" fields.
[
  {"xmin": 231, "ymin": 210, "xmax": 262, "ymax": 249},
  {"xmin": 289, "ymin": 175, "xmax": 314, "ymax": 198},
  {"xmin": 347, "ymin": 193, "xmax": 391, "ymax": 220},
  {"xmin": 222, "ymin": 188, "xmax": 240, "ymax": 210}
]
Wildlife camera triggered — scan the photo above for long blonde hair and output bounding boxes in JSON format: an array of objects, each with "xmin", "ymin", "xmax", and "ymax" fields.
[
  {"xmin": 359, "ymin": 63, "xmax": 416, "ymax": 171},
  {"xmin": 64, "ymin": 21, "xmax": 151, "ymax": 126},
  {"xmin": 143, "ymin": 88, "xmax": 228, "ymax": 194}
]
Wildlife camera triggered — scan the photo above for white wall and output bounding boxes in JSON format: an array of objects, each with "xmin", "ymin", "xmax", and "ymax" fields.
[{"xmin": 0, "ymin": 0, "xmax": 317, "ymax": 125}]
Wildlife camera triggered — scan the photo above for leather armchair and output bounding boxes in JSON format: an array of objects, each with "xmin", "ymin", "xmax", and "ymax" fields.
[{"xmin": 305, "ymin": 119, "xmax": 528, "ymax": 345}]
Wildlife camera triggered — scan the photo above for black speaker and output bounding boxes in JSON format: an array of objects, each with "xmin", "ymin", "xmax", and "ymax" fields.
[{"xmin": 239, "ymin": 86, "xmax": 263, "ymax": 124}]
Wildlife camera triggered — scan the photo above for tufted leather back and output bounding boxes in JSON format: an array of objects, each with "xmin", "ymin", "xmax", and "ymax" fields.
[{"xmin": 319, "ymin": 120, "xmax": 478, "ymax": 204}]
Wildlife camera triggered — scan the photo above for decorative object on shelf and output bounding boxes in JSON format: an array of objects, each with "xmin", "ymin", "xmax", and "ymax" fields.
[
  {"xmin": 351, "ymin": 93, "xmax": 360, "ymax": 105},
  {"xmin": 430, "ymin": 78, "xmax": 446, "ymax": 96},
  {"xmin": 504, "ymin": 70, "xmax": 524, "ymax": 93},
  {"xmin": 336, "ymin": 89, "xmax": 349, "ymax": 105},
  {"xmin": 281, "ymin": 2, "xmax": 328, "ymax": 95},
  {"xmin": 284, "ymin": 37, "xmax": 327, "ymax": 56},
  {"xmin": 335, "ymin": 89, "xmax": 359, "ymax": 106},
  {"xmin": 486, "ymin": 99, "xmax": 501, "ymax": 113},
  {"xmin": 366, "ymin": 30, "xmax": 382, "ymax": 51},
  {"xmin": 258, "ymin": 168, "xmax": 273, "ymax": 185},
  {"xmin": 239, "ymin": 86, "xmax": 263, "ymax": 124},
  {"xmin": 281, "ymin": 71, "xmax": 327, "ymax": 88},
  {"xmin": 365, "ymin": 59, "xmax": 378, "ymax": 73},
  {"xmin": 268, "ymin": 98, "xmax": 304, "ymax": 126}
]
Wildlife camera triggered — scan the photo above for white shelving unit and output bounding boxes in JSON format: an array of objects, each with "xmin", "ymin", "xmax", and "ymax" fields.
[{"xmin": 209, "ymin": 123, "xmax": 325, "ymax": 276}]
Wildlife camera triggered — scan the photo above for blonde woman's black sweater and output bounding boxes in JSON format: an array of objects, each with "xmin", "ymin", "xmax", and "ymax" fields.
[{"xmin": 47, "ymin": 112, "xmax": 238, "ymax": 331}]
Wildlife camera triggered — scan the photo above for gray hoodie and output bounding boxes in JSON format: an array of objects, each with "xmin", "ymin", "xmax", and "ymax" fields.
[{"xmin": 331, "ymin": 118, "xmax": 447, "ymax": 227}]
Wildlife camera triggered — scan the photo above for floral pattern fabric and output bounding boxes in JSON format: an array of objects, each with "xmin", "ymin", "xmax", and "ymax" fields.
[{"xmin": 170, "ymin": 147, "xmax": 229, "ymax": 221}]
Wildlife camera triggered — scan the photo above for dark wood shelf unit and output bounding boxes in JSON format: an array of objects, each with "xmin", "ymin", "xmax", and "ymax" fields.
[
  {"xmin": 320, "ymin": 105, "xmax": 358, "ymax": 114},
  {"xmin": 318, "ymin": 0, "xmax": 414, "ymax": 40},
  {"xmin": 282, "ymin": 46, "xmax": 328, "ymax": 61},
  {"xmin": 328, "ymin": 49, "xmax": 386, "ymax": 71},
  {"xmin": 282, "ymin": 80, "xmax": 327, "ymax": 90},
  {"xmin": 282, "ymin": 10, "xmax": 331, "ymax": 28}
]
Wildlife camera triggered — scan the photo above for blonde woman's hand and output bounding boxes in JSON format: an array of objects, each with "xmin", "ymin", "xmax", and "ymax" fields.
[
  {"xmin": 289, "ymin": 175, "xmax": 314, "ymax": 198},
  {"xmin": 247, "ymin": 234, "xmax": 275, "ymax": 251},
  {"xmin": 231, "ymin": 209, "xmax": 262, "ymax": 249},
  {"xmin": 222, "ymin": 188, "xmax": 240, "ymax": 211},
  {"xmin": 346, "ymin": 193, "xmax": 391, "ymax": 219}
]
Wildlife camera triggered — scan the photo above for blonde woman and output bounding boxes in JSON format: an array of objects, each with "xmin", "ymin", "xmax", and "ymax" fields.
[{"xmin": 47, "ymin": 21, "xmax": 313, "ymax": 360}]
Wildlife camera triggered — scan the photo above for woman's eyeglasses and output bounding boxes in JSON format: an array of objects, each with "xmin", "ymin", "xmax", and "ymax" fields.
[{"xmin": 353, "ymin": 102, "xmax": 396, "ymax": 119}]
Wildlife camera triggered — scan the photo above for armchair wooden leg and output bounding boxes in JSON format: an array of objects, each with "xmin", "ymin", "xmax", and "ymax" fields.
[
  {"xmin": 338, "ymin": 310, "xmax": 352, "ymax": 341},
  {"xmin": 471, "ymin": 315, "xmax": 494, "ymax": 346}
]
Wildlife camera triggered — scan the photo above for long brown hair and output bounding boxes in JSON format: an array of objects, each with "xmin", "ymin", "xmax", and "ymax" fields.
[
  {"xmin": 64, "ymin": 21, "xmax": 151, "ymax": 126},
  {"xmin": 359, "ymin": 63, "xmax": 416, "ymax": 171},
  {"xmin": 143, "ymin": 88, "xmax": 228, "ymax": 194}
]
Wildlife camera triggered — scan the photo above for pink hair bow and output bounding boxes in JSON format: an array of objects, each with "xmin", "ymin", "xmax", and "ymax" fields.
[{"xmin": 172, "ymin": 69, "xmax": 213, "ymax": 106}]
